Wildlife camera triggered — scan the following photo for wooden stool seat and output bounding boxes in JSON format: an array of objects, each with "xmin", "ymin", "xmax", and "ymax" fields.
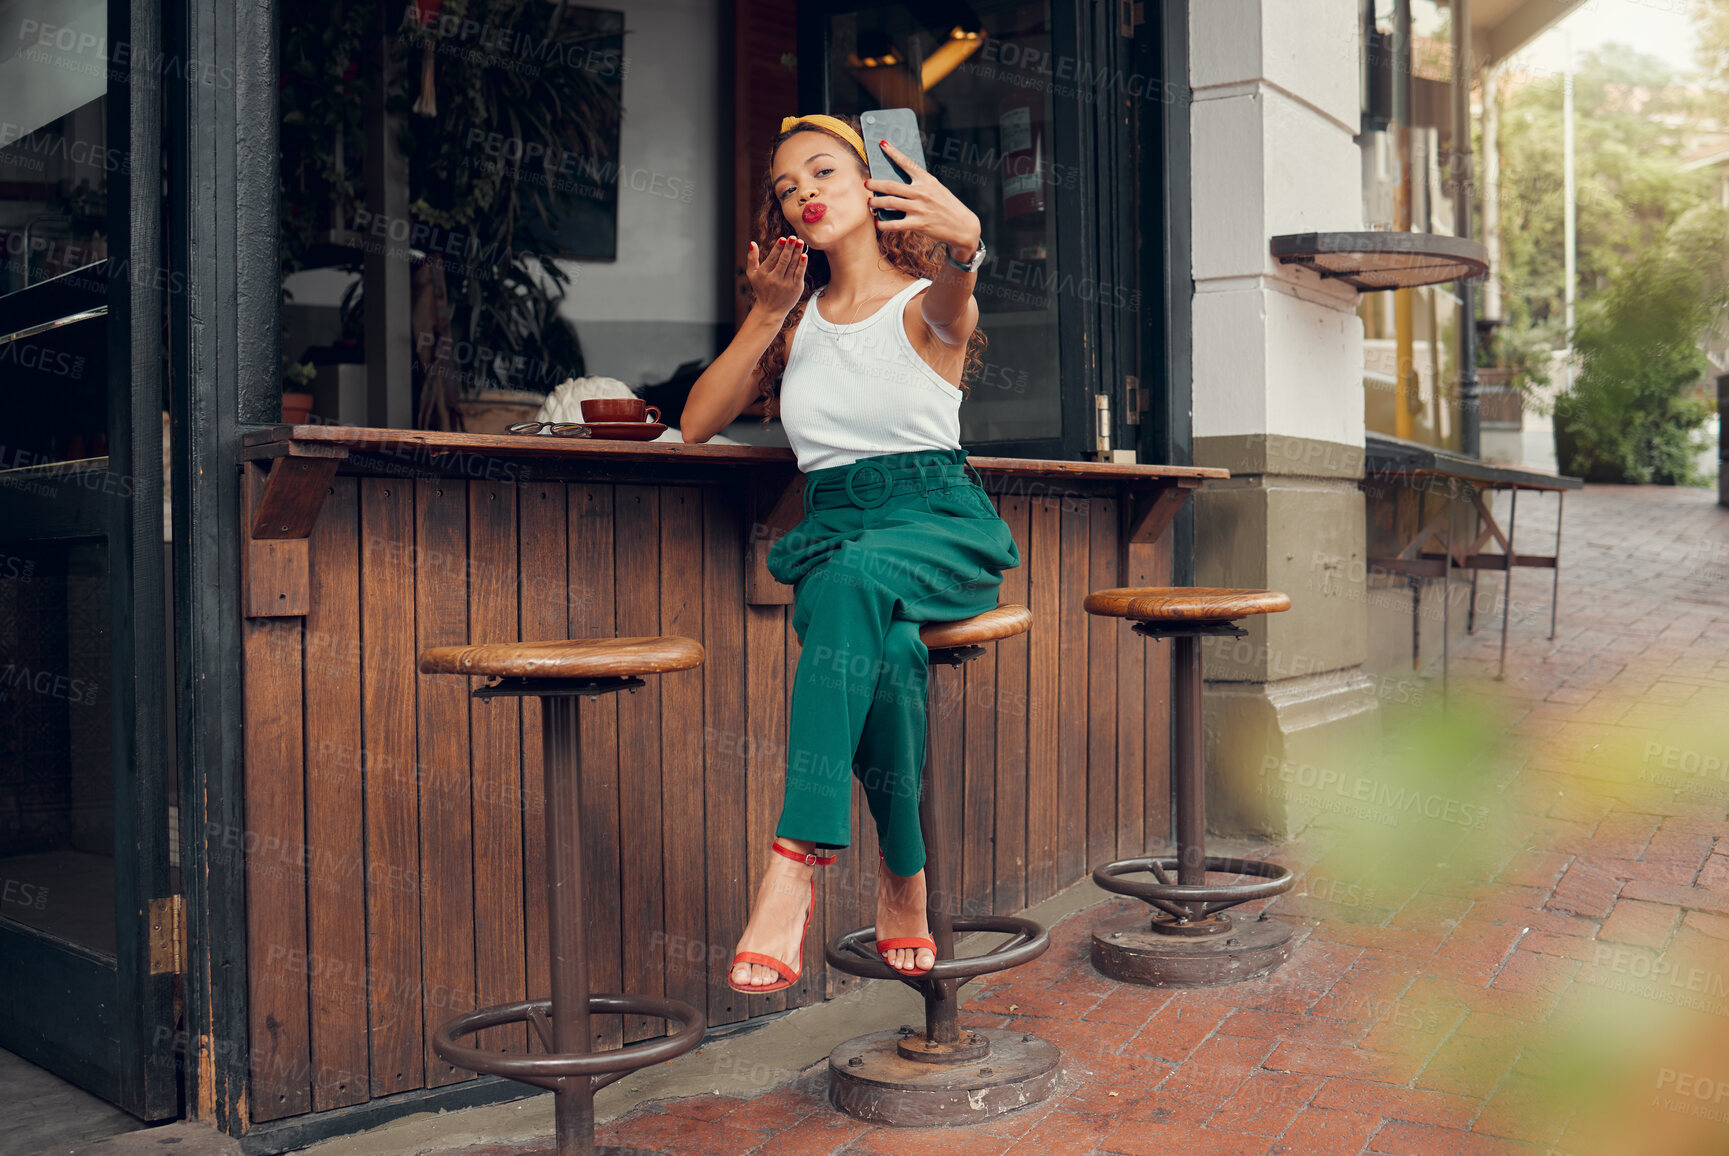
[
  {"xmin": 1083, "ymin": 587, "xmax": 1291, "ymax": 622},
  {"xmin": 418, "ymin": 636, "xmax": 704, "ymax": 680},
  {"xmin": 919, "ymin": 603, "xmax": 1031, "ymax": 650}
]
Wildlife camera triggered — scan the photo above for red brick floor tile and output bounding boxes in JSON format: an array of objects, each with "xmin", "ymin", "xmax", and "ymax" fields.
[
  {"xmin": 1309, "ymin": 1078, "xmax": 1476, "ymax": 1129},
  {"xmin": 1264, "ymin": 1040, "xmax": 1424, "ymax": 1084},
  {"xmin": 1081, "ymin": 985, "xmax": 1173, "ymax": 1026},
  {"xmin": 1694, "ymin": 852, "xmax": 1729, "ymax": 889},
  {"xmin": 1310, "ymin": 967, "xmax": 1412, "ymax": 1022},
  {"xmin": 1005, "ymin": 1010, "xmax": 1139, "ymax": 1056},
  {"xmin": 1547, "ymin": 861, "xmax": 1623, "ymax": 920},
  {"xmin": 731, "ymin": 1112, "xmax": 867, "ymax": 1156},
  {"xmin": 1490, "ymin": 949, "xmax": 1579, "ymax": 995},
  {"xmin": 1364, "ymin": 1120, "xmax": 1544, "ymax": 1154},
  {"xmin": 1117, "ymin": 1086, "xmax": 1223, "ymax": 1126},
  {"xmin": 1619, "ymin": 879, "xmax": 1729, "ymax": 917},
  {"xmin": 1435, "ymin": 919, "xmax": 1527, "ymax": 964},
  {"xmin": 1468, "ymin": 901, "xmax": 1598, "ymax": 937},
  {"xmin": 1204, "ymin": 1070, "xmax": 1323, "ymax": 1137},
  {"xmin": 1642, "ymin": 828, "xmax": 1717, "ymax": 873},
  {"xmin": 1496, "ymin": 849, "xmax": 1572, "ymax": 890},
  {"xmin": 966, "ymin": 985, "xmax": 1100, "ymax": 1020},
  {"xmin": 1682, "ymin": 910, "xmax": 1729, "ymax": 940},
  {"xmin": 1097, "ymin": 1120, "xmax": 1274, "ymax": 1156},
  {"xmin": 596, "ymin": 1112, "xmax": 768, "ymax": 1156},
  {"xmin": 1411, "ymin": 1033, "xmax": 1520, "ymax": 1099},
  {"xmin": 1216, "ymin": 1008, "xmax": 1362, "ymax": 1047},
  {"xmin": 1585, "ymin": 812, "xmax": 1661, "ymax": 859},
  {"xmin": 997, "ymin": 1109, "xmax": 1117, "ymax": 1154},
  {"xmin": 1470, "ymin": 1073, "xmax": 1573, "ymax": 1145},
  {"xmin": 1597, "ymin": 897, "xmax": 1682, "ymax": 948},
  {"xmin": 1594, "ymin": 855, "xmax": 1702, "ymax": 885},
  {"xmin": 1120, "ymin": 996, "xmax": 1232, "ymax": 1064},
  {"xmin": 1043, "ymin": 964, "xmax": 1122, "ymax": 1001},
  {"xmin": 1154, "ymin": 1033, "xmax": 1275, "ymax": 1098},
  {"xmin": 1267, "ymin": 1107, "xmax": 1380, "ymax": 1155},
  {"xmin": 838, "ymin": 1124, "xmax": 1014, "ymax": 1156}
]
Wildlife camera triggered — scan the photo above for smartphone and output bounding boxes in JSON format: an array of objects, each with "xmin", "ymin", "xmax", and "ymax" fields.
[{"xmin": 861, "ymin": 108, "xmax": 925, "ymax": 222}]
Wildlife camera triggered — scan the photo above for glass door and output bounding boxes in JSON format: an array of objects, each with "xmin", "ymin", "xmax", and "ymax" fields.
[
  {"xmin": 0, "ymin": 0, "xmax": 178, "ymax": 1120},
  {"xmin": 800, "ymin": 0, "xmax": 1144, "ymax": 461}
]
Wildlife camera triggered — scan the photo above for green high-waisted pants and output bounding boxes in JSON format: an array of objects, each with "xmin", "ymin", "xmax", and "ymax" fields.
[{"xmin": 764, "ymin": 447, "xmax": 1022, "ymax": 877}]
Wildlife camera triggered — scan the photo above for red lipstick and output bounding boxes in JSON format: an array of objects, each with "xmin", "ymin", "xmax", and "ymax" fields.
[{"xmin": 802, "ymin": 202, "xmax": 826, "ymax": 223}]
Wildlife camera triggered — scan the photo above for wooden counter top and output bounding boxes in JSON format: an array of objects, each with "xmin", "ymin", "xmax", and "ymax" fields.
[
  {"xmin": 241, "ymin": 424, "xmax": 1230, "ymax": 482},
  {"xmin": 238, "ymin": 424, "xmax": 1225, "ymax": 616}
]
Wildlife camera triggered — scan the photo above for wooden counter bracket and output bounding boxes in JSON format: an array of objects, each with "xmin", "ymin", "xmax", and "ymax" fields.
[
  {"xmin": 240, "ymin": 446, "xmax": 347, "ymax": 618},
  {"xmin": 746, "ymin": 468, "xmax": 806, "ymax": 606},
  {"xmin": 1126, "ymin": 478, "xmax": 1203, "ymax": 545}
]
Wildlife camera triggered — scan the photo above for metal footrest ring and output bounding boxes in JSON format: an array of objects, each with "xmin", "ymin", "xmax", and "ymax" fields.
[
  {"xmin": 432, "ymin": 995, "xmax": 705, "ymax": 1093},
  {"xmin": 1093, "ymin": 856, "xmax": 1294, "ymax": 922},
  {"xmin": 825, "ymin": 915, "xmax": 1048, "ymax": 987}
]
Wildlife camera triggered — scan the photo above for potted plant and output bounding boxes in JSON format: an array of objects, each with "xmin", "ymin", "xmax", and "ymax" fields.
[{"xmin": 282, "ymin": 355, "xmax": 317, "ymax": 425}]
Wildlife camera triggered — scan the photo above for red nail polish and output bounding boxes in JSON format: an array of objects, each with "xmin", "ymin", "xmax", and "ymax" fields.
[{"xmin": 879, "ymin": 139, "xmax": 888, "ymax": 147}]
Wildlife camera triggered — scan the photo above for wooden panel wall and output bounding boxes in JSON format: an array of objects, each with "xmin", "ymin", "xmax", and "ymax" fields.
[{"xmin": 242, "ymin": 473, "xmax": 1171, "ymax": 1122}]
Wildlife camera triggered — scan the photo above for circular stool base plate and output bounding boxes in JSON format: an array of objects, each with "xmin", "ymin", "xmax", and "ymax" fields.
[
  {"xmin": 828, "ymin": 1028, "xmax": 1060, "ymax": 1126},
  {"xmin": 1091, "ymin": 911, "xmax": 1298, "ymax": 987}
]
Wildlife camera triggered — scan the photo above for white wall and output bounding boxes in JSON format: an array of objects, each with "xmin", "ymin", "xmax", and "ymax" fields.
[{"xmin": 1190, "ymin": 0, "xmax": 1367, "ymax": 452}]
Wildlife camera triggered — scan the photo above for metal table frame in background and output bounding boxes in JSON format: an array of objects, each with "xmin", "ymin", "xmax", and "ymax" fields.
[{"xmin": 1360, "ymin": 434, "xmax": 1583, "ymax": 699}]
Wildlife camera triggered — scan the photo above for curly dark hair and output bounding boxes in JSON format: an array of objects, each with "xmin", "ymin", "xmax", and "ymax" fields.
[{"xmin": 749, "ymin": 113, "xmax": 986, "ymax": 422}]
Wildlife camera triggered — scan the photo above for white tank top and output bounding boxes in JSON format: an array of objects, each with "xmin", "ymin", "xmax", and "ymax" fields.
[{"xmin": 777, "ymin": 277, "xmax": 964, "ymax": 473}]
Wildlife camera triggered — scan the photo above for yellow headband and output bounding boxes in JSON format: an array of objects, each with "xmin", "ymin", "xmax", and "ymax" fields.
[{"xmin": 778, "ymin": 114, "xmax": 868, "ymax": 166}]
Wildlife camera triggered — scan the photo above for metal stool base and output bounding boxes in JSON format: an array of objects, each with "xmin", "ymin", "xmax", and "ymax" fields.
[
  {"xmin": 1090, "ymin": 910, "xmax": 1299, "ymax": 987},
  {"xmin": 827, "ymin": 1028, "xmax": 1059, "ymax": 1126}
]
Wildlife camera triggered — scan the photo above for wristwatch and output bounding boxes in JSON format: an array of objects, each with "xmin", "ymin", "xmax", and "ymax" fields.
[{"xmin": 943, "ymin": 238, "xmax": 987, "ymax": 274}]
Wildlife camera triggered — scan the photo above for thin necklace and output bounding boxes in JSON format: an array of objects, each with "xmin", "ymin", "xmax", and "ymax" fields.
[{"xmin": 818, "ymin": 281, "xmax": 908, "ymax": 325}]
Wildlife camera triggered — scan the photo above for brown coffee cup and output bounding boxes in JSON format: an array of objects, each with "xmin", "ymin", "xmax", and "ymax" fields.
[{"xmin": 581, "ymin": 397, "xmax": 661, "ymax": 424}]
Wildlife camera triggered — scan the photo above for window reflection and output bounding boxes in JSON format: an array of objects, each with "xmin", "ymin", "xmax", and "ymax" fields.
[{"xmin": 824, "ymin": 1, "xmax": 1060, "ymax": 445}]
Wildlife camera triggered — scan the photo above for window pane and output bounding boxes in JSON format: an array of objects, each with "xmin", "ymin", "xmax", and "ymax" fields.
[
  {"xmin": 0, "ymin": 536, "xmax": 115, "ymax": 956},
  {"xmin": 823, "ymin": 0, "xmax": 1060, "ymax": 445}
]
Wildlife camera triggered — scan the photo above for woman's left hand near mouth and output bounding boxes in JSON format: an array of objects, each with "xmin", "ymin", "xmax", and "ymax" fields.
[{"xmin": 866, "ymin": 140, "xmax": 981, "ymax": 253}]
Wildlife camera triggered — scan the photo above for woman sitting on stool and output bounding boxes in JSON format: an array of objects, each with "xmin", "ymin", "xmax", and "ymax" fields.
[{"xmin": 681, "ymin": 112, "xmax": 1016, "ymax": 993}]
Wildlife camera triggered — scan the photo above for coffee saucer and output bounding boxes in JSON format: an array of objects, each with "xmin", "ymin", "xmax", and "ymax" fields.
[{"xmin": 580, "ymin": 421, "xmax": 669, "ymax": 441}]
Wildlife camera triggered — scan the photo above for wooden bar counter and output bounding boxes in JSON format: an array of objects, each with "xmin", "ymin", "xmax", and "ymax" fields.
[{"xmin": 234, "ymin": 425, "xmax": 1226, "ymax": 1124}]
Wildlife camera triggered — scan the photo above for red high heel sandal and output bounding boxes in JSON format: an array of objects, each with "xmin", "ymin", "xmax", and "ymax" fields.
[
  {"xmin": 876, "ymin": 848, "xmax": 936, "ymax": 977},
  {"xmin": 726, "ymin": 841, "xmax": 837, "ymax": 995}
]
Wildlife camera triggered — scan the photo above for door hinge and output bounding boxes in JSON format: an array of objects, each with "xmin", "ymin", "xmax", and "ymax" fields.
[
  {"xmin": 149, "ymin": 895, "xmax": 184, "ymax": 975},
  {"xmin": 1119, "ymin": 0, "xmax": 1145, "ymax": 37},
  {"xmin": 1094, "ymin": 392, "xmax": 1113, "ymax": 455}
]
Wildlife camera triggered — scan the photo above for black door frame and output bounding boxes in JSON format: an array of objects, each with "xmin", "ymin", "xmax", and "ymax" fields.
[{"xmin": 0, "ymin": 0, "xmax": 177, "ymax": 1120}]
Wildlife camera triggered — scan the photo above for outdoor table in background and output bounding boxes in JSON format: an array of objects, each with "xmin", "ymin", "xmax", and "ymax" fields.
[{"xmin": 1361, "ymin": 430, "xmax": 1583, "ymax": 690}]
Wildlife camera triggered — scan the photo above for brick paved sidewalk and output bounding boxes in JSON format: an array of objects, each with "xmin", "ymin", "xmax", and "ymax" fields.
[{"xmin": 465, "ymin": 484, "xmax": 1729, "ymax": 1156}]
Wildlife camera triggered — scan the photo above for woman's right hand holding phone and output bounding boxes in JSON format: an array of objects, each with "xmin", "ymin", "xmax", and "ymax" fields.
[{"xmin": 746, "ymin": 236, "xmax": 808, "ymax": 318}]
